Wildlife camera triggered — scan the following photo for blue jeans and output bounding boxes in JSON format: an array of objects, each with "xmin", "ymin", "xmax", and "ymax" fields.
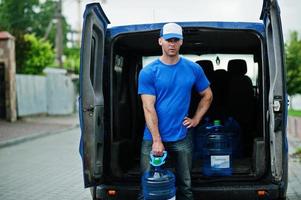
[{"xmin": 139, "ymin": 132, "xmax": 193, "ymax": 200}]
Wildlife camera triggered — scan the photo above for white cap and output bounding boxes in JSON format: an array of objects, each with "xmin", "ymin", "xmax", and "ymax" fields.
[{"xmin": 160, "ymin": 23, "xmax": 183, "ymax": 40}]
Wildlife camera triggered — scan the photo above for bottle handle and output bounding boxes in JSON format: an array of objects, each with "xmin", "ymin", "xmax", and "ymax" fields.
[{"xmin": 150, "ymin": 151, "xmax": 167, "ymax": 167}]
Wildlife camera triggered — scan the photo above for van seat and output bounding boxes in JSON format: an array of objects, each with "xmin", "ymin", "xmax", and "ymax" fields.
[
  {"xmin": 196, "ymin": 60, "xmax": 214, "ymax": 82},
  {"xmin": 189, "ymin": 60, "xmax": 214, "ymax": 121},
  {"xmin": 226, "ymin": 59, "xmax": 255, "ymax": 154},
  {"xmin": 210, "ymin": 69, "xmax": 229, "ymax": 120}
]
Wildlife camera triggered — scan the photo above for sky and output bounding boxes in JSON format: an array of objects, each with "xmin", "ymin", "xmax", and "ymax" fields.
[{"xmin": 63, "ymin": 0, "xmax": 301, "ymax": 42}]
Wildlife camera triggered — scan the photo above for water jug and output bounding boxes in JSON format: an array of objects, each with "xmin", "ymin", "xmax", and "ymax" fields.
[
  {"xmin": 224, "ymin": 117, "xmax": 242, "ymax": 158},
  {"xmin": 142, "ymin": 151, "xmax": 176, "ymax": 200},
  {"xmin": 193, "ymin": 117, "xmax": 211, "ymax": 160},
  {"xmin": 202, "ymin": 120, "xmax": 232, "ymax": 176}
]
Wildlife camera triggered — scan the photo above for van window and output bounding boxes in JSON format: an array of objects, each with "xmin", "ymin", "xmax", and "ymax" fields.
[
  {"xmin": 114, "ymin": 54, "xmax": 124, "ymax": 100},
  {"xmin": 90, "ymin": 37, "xmax": 96, "ymax": 87},
  {"xmin": 142, "ymin": 54, "xmax": 258, "ymax": 85}
]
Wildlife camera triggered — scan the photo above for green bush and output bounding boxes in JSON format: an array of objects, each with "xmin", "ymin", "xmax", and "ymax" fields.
[
  {"xmin": 63, "ymin": 47, "xmax": 80, "ymax": 74},
  {"xmin": 285, "ymin": 31, "xmax": 301, "ymax": 96},
  {"xmin": 19, "ymin": 34, "xmax": 55, "ymax": 74}
]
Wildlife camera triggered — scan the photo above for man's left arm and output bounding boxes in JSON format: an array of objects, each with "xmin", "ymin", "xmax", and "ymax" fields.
[{"xmin": 183, "ymin": 87, "xmax": 213, "ymax": 128}]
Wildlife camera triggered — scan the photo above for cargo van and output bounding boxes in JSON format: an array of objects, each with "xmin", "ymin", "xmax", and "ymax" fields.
[{"xmin": 79, "ymin": 0, "xmax": 288, "ymax": 199}]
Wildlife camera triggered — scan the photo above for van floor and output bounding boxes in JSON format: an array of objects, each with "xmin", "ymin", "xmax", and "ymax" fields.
[
  {"xmin": 124, "ymin": 157, "xmax": 252, "ymax": 177},
  {"xmin": 192, "ymin": 158, "xmax": 252, "ymax": 174}
]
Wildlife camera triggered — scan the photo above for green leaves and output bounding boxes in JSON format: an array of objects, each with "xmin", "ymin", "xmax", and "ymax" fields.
[
  {"xmin": 63, "ymin": 47, "xmax": 80, "ymax": 74},
  {"xmin": 19, "ymin": 34, "xmax": 55, "ymax": 75},
  {"xmin": 0, "ymin": 0, "xmax": 39, "ymax": 36},
  {"xmin": 285, "ymin": 31, "xmax": 301, "ymax": 96},
  {"xmin": 0, "ymin": 0, "xmax": 77, "ymax": 74}
]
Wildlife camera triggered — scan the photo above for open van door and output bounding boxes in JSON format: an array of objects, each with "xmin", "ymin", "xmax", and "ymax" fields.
[
  {"xmin": 260, "ymin": 0, "xmax": 287, "ymax": 182},
  {"xmin": 79, "ymin": 3, "xmax": 110, "ymax": 188}
]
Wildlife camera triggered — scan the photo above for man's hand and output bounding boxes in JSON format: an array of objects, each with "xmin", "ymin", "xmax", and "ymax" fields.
[
  {"xmin": 183, "ymin": 116, "xmax": 199, "ymax": 128},
  {"xmin": 141, "ymin": 94, "xmax": 165, "ymax": 156},
  {"xmin": 152, "ymin": 140, "xmax": 165, "ymax": 156},
  {"xmin": 185, "ymin": 87, "xmax": 213, "ymax": 128}
]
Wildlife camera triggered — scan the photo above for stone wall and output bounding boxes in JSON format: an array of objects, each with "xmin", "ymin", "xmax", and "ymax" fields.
[
  {"xmin": 288, "ymin": 116, "xmax": 301, "ymax": 140},
  {"xmin": 0, "ymin": 32, "xmax": 16, "ymax": 121}
]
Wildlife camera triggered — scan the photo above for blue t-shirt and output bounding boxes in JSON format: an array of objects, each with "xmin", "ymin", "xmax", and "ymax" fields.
[{"xmin": 138, "ymin": 57, "xmax": 210, "ymax": 142}]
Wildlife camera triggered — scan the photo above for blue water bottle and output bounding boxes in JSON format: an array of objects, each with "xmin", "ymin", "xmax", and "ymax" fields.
[
  {"xmin": 142, "ymin": 151, "xmax": 176, "ymax": 200},
  {"xmin": 202, "ymin": 120, "xmax": 232, "ymax": 176},
  {"xmin": 224, "ymin": 117, "xmax": 242, "ymax": 158},
  {"xmin": 193, "ymin": 117, "xmax": 211, "ymax": 160}
]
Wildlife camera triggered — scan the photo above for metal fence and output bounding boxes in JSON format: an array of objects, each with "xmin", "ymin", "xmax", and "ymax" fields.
[{"xmin": 16, "ymin": 74, "xmax": 76, "ymax": 116}]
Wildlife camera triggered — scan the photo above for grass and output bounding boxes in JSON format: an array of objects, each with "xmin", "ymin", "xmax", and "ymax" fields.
[
  {"xmin": 293, "ymin": 147, "xmax": 301, "ymax": 159},
  {"xmin": 288, "ymin": 109, "xmax": 301, "ymax": 117},
  {"xmin": 296, "ymin": 147, "xmax": 301, "ymax": 155}
]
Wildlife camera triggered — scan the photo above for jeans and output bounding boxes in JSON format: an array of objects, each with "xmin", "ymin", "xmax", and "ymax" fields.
[{"xmin": 139, "ymin": 132, "xmax": 193, "ymax": 200}]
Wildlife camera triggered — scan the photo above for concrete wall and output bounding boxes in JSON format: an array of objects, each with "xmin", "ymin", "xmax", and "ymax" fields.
[
  {"xmin": 288, "ymin": 116, "xmax": 301, "ymax": 140},
  {"xmin": 16, "ymin": 74, "xmax": 76, "ymax": 116}
]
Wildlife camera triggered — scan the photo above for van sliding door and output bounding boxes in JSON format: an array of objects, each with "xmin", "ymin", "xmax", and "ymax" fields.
[
  {"xmin": 79, "ymin": 3, "xmax": 110, "ymax": 187},
  {"xmin": 261, "ymin": 0, "xmax": 287, "ymax": 182}
]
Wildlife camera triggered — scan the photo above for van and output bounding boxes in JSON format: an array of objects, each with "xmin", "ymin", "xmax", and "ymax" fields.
[{"xmin": 79, "ymin": 1, "xmax": 288, "ymax": 199}]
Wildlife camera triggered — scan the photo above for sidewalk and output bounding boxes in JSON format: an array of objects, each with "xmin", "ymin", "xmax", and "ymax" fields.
[
  {"xmin": 0, "ymin": 114, "xmax": 80, "ymax": 148},
  {"xmin": 1, "ymin": 113, "xmax": 300, "ymax": 152},
  {"xmin": 288, "ymin": 134, "xmax": 301, "ymax": 153}
]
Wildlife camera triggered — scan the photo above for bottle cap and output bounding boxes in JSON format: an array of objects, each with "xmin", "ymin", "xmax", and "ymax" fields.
[
  {"xmin": 214, "ymin": 120, "xmax": 221, "ymax": 126},
  {"xmin": 150, "ymin": 151, "xmax": 167, "ymax": 167}
]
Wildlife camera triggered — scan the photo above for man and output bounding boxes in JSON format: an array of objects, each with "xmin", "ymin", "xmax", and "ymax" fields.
[{"xmin": 138, "ymin": 22, "xmax": 213, "ymax": 200}]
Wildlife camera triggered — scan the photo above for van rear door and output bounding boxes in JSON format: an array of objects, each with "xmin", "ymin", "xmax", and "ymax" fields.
[
  {"xmin": 261, "ymin": 0, "xmax": 287, "ymax": 181},
  {"xmin": 79, "ymin": 3, "xmax": 110, "ymax": 187}
]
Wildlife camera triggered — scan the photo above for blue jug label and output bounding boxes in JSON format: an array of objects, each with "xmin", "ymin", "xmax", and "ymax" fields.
[
  {"xmin": 211, "ymin": 155, "xmax": 230, "ymax": 168},
  {"xmin": 168, "ymin": 196, "xmax": 176, "ymax": 200}
]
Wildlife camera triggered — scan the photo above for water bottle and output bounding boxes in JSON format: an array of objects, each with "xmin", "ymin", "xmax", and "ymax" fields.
[
  {"xmin": 224, "ymin": 117, "xmax": 242, "ymax": 158},
  {"xmin": 142, "ymin": 151, "xmax": 176, "ymax": 200},
  {"xmin": 193, "ymin": 117, "xmax": 211, "ymax": 160},
  {"xmin": 202, "ymin": 120, "xmax": 232, "ymax": 176}
]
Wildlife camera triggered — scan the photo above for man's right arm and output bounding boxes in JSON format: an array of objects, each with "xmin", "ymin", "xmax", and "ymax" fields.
[{"xmin": 141, "ymin": 94, "xmax": 165, "ymax": 156}]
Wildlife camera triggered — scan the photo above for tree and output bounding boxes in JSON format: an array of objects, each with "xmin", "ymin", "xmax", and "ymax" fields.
[
  {"xmin": 0, "ymin": 0, "xmax": 71, "ymax": 73},
  {"xmin": 0, "ymin": 0, "xmax": 39, "ymax": 36},
  {"xmin": 31, "ymin": 0, "xmax": 70, "ymax": 49},
  {"xmin": 20, "ymin": 34, "xmax": 55, "ymax": 75},
  {"xmin": 63, "ymin": 46, "xmax": 80, "ymax": 74},
  {"xmin": 285, "ymin": 31, "xmax": 301, "ymax": 96}
]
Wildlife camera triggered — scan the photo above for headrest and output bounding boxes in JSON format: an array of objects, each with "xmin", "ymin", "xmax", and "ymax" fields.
[
  {"xmin": 212, "ymin": 69, "xmax": 228, "ymax": 84},
  {"xmin": 196, "ymin": 60, "xmax": 214, "ymax": 75},
  {"xmin": 214, "ymin": 69, "xmax": 227, "ymax": 77},
  {"xmin": 227, "ymin": 59, "xmax": 247, "ymax": 76}
]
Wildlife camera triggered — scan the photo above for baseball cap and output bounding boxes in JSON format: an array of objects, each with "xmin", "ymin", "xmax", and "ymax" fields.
[{"xmin": 160, "ymin": 23, "xmax": 183, "ymax": 40}]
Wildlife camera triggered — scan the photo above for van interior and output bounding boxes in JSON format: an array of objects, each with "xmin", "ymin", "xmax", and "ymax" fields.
[{"xmin": 108, "ymin": 27, "xmax": 266, "ymax": 184}]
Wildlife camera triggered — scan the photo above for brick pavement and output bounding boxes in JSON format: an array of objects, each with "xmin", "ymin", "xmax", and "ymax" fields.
[
  {"xmin": 287, "ymin": 133, "xmax": 301, "ymax": 200},
  {"xmin": 0, "ymin": 113, "xmax": 301, "ymax": 199},
  {"xmin": 0, "ymin": 128, "xmax": 91, "ymax": 200},
  {"xmin": 0, "ymin": 114, "xmax": 79, "ymax": 148}
]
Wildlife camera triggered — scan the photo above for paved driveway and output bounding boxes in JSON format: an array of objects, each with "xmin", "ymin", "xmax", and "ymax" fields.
[
  {"xmin": 0, "ymin": 128, "xmax": 90, "ymax": 200},
  {"xmin": 0, "ymin": 128, "xmax": 300, "ymax": 200}
]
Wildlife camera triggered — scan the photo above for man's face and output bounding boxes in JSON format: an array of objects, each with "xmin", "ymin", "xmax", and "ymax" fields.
[{"xmin": 159, "ymin": 37, "xmax": 183, "ymax": 57}]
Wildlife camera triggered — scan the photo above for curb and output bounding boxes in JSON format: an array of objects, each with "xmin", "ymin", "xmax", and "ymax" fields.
[{"xmin": 0, "ymin": 125, "xmax": 79, "ymax": 149}]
